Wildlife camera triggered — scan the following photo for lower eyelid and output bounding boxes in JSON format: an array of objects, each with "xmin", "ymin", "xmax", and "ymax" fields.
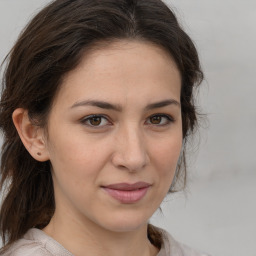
[
  {"xmin": 80, "ymin": 115, "xmax": 110, "ymax": 126},
  {"xmin": 80, "ymin": 114, "xmax": 174, "ymax": 127},
  {"xmin": 146, "ymin": 115, "xmax": 174, "ymax": 125}
]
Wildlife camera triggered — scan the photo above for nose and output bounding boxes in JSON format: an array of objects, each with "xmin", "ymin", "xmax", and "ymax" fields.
[{"xmin": 111, "ymin": 125, "xmax": 149, "ymax": 172}]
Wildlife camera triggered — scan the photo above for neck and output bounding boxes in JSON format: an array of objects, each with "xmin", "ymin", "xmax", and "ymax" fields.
[{"xmin": 43, "ymin": 210, "xmax": 159, "ymax": 256}]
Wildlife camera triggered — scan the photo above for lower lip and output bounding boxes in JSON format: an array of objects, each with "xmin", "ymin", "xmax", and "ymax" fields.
[{"xmin": 102, "ymin": 187, "xmax": 150, "ymax": 204}]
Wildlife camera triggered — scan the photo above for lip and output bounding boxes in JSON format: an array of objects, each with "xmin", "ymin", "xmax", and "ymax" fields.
[{"xmin": 102, "ymin": 182, "xmax": 151, "ymax": 204}]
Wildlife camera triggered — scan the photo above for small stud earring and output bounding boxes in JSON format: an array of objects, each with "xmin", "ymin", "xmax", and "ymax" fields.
[{"xmin": 37, "ymin": 152, "xmax": 42, "ymax": 156}]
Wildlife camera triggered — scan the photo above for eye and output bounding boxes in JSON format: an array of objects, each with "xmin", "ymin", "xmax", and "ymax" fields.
[
  {"xmin": 81, "ymin": 115, "xmax": 110, "ymax": 127},
  {"xmin": 146, "ymin": 114, "xmax": 174, "ymax": 126}
]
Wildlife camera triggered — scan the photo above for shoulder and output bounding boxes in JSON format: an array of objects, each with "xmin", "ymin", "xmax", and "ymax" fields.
[
  {"xmin": 1, "ymin": 239, "xmax": 51, "ymax": 256},
  {"xmin": 0, "ymin": 229, "xmax": 73, "ymax": 256},
  {"xmin": 156, "ymin": 227, "xmax": 210, "ymax": 256}
]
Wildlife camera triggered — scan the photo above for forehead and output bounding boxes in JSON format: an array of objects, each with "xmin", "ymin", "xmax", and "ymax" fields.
[{"xmin": 54, "ymin": 40, "xmax": 181, "ymax": 109}]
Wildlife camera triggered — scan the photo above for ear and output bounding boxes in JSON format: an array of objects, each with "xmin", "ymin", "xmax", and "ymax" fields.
[{"xmin": 12, "ymin": 108, "xmax": 49, "ymax": 162}]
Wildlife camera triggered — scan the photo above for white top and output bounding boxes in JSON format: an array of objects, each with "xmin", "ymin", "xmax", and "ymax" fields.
[{"xmin": 1, "ymin": 227, "xmax": 210, "ymax": 256}]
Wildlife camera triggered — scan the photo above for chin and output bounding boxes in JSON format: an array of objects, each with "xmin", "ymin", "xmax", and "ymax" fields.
[{"xmin": 97, "ymin": 211, "xmax": 150, "ymax": 233}]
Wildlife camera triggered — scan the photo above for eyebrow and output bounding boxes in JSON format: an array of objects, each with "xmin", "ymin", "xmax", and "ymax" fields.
[
  {"xmin": 145, "ymin": 99, "xmax": 180, "ymax": 110},
  {"xmin": 70, "ymin": 100, "xmax": 122, "ymax": 111},
  {"xmin": 70, "ymin": 99, "xmax": 180, "ymax": 111}
]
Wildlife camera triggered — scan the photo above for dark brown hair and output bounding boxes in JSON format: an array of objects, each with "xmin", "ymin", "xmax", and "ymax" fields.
[{"xmin": 0, "ymin": 0, "xmax": 203, "ymax": 250}]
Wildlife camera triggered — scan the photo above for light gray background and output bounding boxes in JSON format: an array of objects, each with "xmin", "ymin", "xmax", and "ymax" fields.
[{"xmin": 0, "ymin": 1, "xmax": 255, "ymax": 256}]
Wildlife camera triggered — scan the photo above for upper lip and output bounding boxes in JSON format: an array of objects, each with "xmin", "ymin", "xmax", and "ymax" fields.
[{"xmin": 102, "ymin": 182, "xmax": 151, "ymax": 191}]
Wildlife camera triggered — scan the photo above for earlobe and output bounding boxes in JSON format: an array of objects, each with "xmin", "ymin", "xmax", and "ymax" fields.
[{"xmin": 12, "ymin": 108, "xmax": 49, "ymax": 162}]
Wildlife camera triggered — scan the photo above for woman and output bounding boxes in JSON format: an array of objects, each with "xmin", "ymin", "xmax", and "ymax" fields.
[{"xmin": 0, "ymin": 0, "xmax": 207, "ymax": 255}]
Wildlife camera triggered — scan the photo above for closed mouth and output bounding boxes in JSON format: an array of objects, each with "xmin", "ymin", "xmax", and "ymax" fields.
[{"xmin": 101, "ymin": 182, "xmax": 151, "ymax": 203}]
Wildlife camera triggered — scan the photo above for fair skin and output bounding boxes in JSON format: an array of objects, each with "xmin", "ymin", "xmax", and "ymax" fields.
[{"xmin": 13, "ymin": 40, "xmax": 182, "ymax": 256}]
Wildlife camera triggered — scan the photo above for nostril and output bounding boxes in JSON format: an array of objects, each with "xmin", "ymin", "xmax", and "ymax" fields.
[
  {"xmin": 113, "ymin": 153, "xmax": 149, "ymax": 172},
  {"xmin": 111, "ymin": 131, "xmax": 149, "ymax": 171}
]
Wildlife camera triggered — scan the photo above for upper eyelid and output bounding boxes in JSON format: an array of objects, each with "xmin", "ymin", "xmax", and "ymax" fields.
[
  {"xmin": 80, "ymin": 113, "xmax": 174, "ymax": 125},
  {"xmin": 151, "ymin": 113, "xmax": 173, "ymax": 118},
  {"xmin": 80, "ymin": 114, "xmax": 112, "ymax": 126},
  {"xmin": 147, "ymin": 113, "xmax": 174, "ymax": 120},
  {"xmin": 80, "ymin": 114, "xmax": 110, "ymax": 121}
]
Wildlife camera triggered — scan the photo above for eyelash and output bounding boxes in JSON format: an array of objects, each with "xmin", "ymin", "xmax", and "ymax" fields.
[
  {"xmin": 80, "ymin": 115, "xmax": 111, "ymax": 128},
  {"xmin": 80, "ymin": 114, "xmax": 174, "ymax": 128},
  {"xmin": 145, "ymin": 114, "xmax": 174, "ymax": 126}
]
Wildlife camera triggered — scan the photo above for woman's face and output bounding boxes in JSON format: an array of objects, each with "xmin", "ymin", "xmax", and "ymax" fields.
[{"xmin": 45, "ymin": 40, "xmax": 182, "ymax": 232}]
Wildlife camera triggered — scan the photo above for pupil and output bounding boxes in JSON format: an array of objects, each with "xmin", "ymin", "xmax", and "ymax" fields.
[
  {"xmin": 90, "ymin": 117, "xmax": 101, "ymax": 126},
  {"xmin": 151, "ymin": 116, "xmax": 161, "ymax": 124}
]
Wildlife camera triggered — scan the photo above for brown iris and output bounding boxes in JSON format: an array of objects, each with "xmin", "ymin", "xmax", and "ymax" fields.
[
  {"xmin": 150, "ymin": 116, "xmax": 162, "ymax": 124},
  {"xmin": 89, "ymin": 117, "xmax": 102, "ymax": 126}
]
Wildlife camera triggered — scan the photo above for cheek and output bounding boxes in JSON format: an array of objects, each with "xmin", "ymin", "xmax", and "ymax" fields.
[
  {"xmin": 48, "ymin": 137, "xmax": 106, "ymax": 205},
  {"xmin": 146, "ymin": 137, "xmax": 182, "ymax": 208},
  {"xmin": 150, "ymin": 135, "xmax": 182, "ymax": 183},
  {"xmin": 153, "ymin": 137, "xmax": 182, "ymax": 167},
  {"xmin": 47, "ymin": 131, "xmax": 109, "ymax": 182}
]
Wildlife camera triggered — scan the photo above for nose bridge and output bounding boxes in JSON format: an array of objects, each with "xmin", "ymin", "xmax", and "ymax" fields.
[{"xmin": 113, "ymin": 122, "xmax": 149, "ymax": 171}]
